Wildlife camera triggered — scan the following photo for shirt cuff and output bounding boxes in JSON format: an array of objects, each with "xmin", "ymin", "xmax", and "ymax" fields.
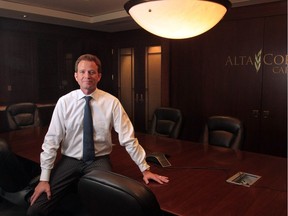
[
  {"xmin": 40, "ymin": 168, "xmax": 51, "ymax": 182},
  {"xmin": 139, "ymin": 161, "xmax": 150, "ymax": 172}
]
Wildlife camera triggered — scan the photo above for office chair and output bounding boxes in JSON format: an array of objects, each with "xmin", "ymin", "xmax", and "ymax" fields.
[
  {"xmin": 150, "ymin": 107, "xmax": 182, "ymax": 139},
  {"xmin": 0, "ymin": 138, "xmax": 84, "ymax": 215},
  {"xmin": 78, "ymin": 170, "xmax": 163, "ymax": 216},
  {"xmin": 0, "ymin": 138, "xmax": 40, "ymax": 207},
  {"xmin": 202, "ymin": 115, "xmax": 243, "ymax": 150},
  {"xmin": 6, "ymin": 102, "xmax": 41, "ymax": 130}
]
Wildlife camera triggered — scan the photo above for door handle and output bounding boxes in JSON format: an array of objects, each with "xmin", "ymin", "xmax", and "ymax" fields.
[
  {"xmin": 139, "ymin": 94, "xmax": 144, "ymax": 103},
  {"xmin": 252, "ymin": 110, "xmax": 260, "ymax": 118},
  {"xmin": 135, "ymin": 93, "xmax": 144, "ymax": 103},
  {"xmin": 263, "ymin": 110, "xmax": 270, "ymax": 119}
]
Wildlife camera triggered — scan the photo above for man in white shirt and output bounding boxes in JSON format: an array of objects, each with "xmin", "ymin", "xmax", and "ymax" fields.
[{"xmin": 27, "ymin": 54, "xmax": 168, "ymax": 216}]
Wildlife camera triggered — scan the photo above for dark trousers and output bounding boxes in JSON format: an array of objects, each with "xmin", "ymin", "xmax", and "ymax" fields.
[{"xmin": 26, "ymin": 155, "xmax": 112, "ymax": 216}]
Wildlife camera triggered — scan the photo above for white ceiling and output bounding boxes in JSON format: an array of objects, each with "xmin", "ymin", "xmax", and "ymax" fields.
[{"xmin": 0, "ymin": 0, "xmax": 281, "ymax": 32}]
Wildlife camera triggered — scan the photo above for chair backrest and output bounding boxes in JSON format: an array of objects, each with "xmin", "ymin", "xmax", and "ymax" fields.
[
  {"xmin": 150, "ymin": 107, "xmax": 182, "ymax": 138},
  {"xmin": 78, "ymin": 170, "xmax": 163, "ymax": 216},
  {"xmin": 203, "ymin": 116, "xmax": 243, "ymax": 150},
  {"xmin": 0, "ymin": 138, "xmax": 40, "ymax": 206},
  {"xmin": 6, "ymin": 102, "xmax": 40, "ymax": 130}
]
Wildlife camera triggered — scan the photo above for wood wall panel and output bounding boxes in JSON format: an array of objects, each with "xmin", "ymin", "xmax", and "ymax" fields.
[
  {"xmin": 0, "ymin": 33, "xmax": 8, "ymax": 104},
  {"xmin": 201, "ymin": 18, "xmax": 265, "ymax": 153},
  {"xmin": 37, "ymin": 37, "xmax": 59, "ymax": 101},
  {"xmin": 1, "ymin": 31, "xmax": 36, "ymax": 104},
  {"xmin": 260, "ymin": 15, "xmax": 287, "ymax": 156},
  {"xmin": 0, "ymin": 18, "xmax": 112, "ymax": 105},
  {"xmin": 170, "ymin": 37, "xmax": 204, "ymax": 141},
  {"xmin": 169, "ymin": 1, "xmax": 287, "ymax": 156}
]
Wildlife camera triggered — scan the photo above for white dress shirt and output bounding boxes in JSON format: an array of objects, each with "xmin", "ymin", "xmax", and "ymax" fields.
[{"xmin": 40, "ymin": 88, "xmax": 149, "ymax": 181}]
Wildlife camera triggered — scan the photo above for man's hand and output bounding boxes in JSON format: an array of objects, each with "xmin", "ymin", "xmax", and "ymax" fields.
[
  {"xmin": 30, "ymin": 181, "xmax": 51, "ymax": 206},
  {"xmin": 142, "ymin": 170, "xmax": 169, "ymax": 184}
]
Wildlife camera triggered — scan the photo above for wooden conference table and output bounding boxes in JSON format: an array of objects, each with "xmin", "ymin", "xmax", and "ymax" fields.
[{"xmin": 0, "ymin": 127, "xmax": 287, "ymax": 216}]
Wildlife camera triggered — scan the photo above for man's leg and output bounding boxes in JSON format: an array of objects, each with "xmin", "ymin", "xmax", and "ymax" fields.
[
  {"xmin": 82, "ymin": 155, "xmax": 112, "ymax": 174},
  {"xmin": 26, "ymin": 156, "xmax": 83, "ymax": 216},
  {"xmin": 27, "ymin": 155, "xmax": 112, "ymax": 216}
]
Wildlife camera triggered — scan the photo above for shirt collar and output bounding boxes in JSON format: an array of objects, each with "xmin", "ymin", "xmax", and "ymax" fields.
[{"xmin": 77, "ymin": 88, "xmax": 98, "ymax": 101}]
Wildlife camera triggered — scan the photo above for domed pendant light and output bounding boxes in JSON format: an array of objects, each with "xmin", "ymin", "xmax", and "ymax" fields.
[{"xmin": 124, "ymin": 0, "xmax": 231, "ymax": 39}]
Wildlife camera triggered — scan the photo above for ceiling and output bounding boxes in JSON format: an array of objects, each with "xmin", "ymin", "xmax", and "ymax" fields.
[{"xmin": 0, "ymin": 0, "xmax": 281, "ymax": 32}]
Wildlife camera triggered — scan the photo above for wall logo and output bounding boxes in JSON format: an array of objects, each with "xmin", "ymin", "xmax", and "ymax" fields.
[
  {"xmin": 225, "ymin": 49, "xmax": 287, "ymax": 74},
  {"xmin": 254, "ymin": 49, "xmax": 262, "ymax": 72}
]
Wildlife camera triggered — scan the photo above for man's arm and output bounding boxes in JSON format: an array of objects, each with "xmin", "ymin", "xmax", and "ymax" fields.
[
  {"xmin": 113, "ymin": 101, "xmax": 169, "ymax": 184},
  {"xmin": 30, "ymin": 181, "xmax": 51, "ymax": 205},
  {"xmin": 30, "ymin": 100, "xmax": 66, "ymax": 205}
]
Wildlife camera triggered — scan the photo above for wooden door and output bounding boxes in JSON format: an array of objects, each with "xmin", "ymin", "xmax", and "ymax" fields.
[
  {"xmin": 117, "ymin": 46, "xmax": 162, "ymax": 132},
  {"xmin": 133, "ymin": 46, "xmax": 146, "ymax": 131}
]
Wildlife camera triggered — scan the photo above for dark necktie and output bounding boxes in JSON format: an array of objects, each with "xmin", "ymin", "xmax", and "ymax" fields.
[{"xmin": 83, "ymin": 96, "xmax": 95, "ymax": 162}]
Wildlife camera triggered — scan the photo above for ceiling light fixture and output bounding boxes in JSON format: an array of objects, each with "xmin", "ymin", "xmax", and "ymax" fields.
[{"xmin": 124, "ymin": 0, "xmax": 231, "ymax": 39}]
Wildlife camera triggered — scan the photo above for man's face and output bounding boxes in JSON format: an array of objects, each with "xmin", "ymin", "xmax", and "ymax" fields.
[{"xmin": 74, "ymin": 60, "xmax": 101, "ymax": 95}]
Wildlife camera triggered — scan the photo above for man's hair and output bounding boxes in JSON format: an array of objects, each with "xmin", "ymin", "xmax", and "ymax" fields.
[{"xmin": 74, "ymin": 54, "xmax": 102, "ymax": 73}]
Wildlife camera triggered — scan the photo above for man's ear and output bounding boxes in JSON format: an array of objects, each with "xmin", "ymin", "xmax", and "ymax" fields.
[
  {"xmin": 74, "ymin": 72, "xmax": 78, "ymax": 81},
  {"xmin": 98, "ymin": 72, "xmax": 102, "ymax": 81}
]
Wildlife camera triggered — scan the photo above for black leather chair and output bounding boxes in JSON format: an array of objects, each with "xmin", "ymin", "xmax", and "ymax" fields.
[
  {"xmin": 202, "ymin": 115, "xmax": 243, "ymax": 150},
  {"xmin": 0, "ymin": 138, "xmax": 83, "ymax": 215},
  {"xmin": 6, "ymin": 102, "xmax": 41, "ymax": 130},
  {"xmin": 0, "ymin": 138, "xmax": 40, "ymax": 207},
  {"xmin": 78, "ymin": 170, "xmax": 163, "ymax": 216},
  {"xmin": 150, "ymin": 107, "xmax": 182, "ymax": 139}
]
